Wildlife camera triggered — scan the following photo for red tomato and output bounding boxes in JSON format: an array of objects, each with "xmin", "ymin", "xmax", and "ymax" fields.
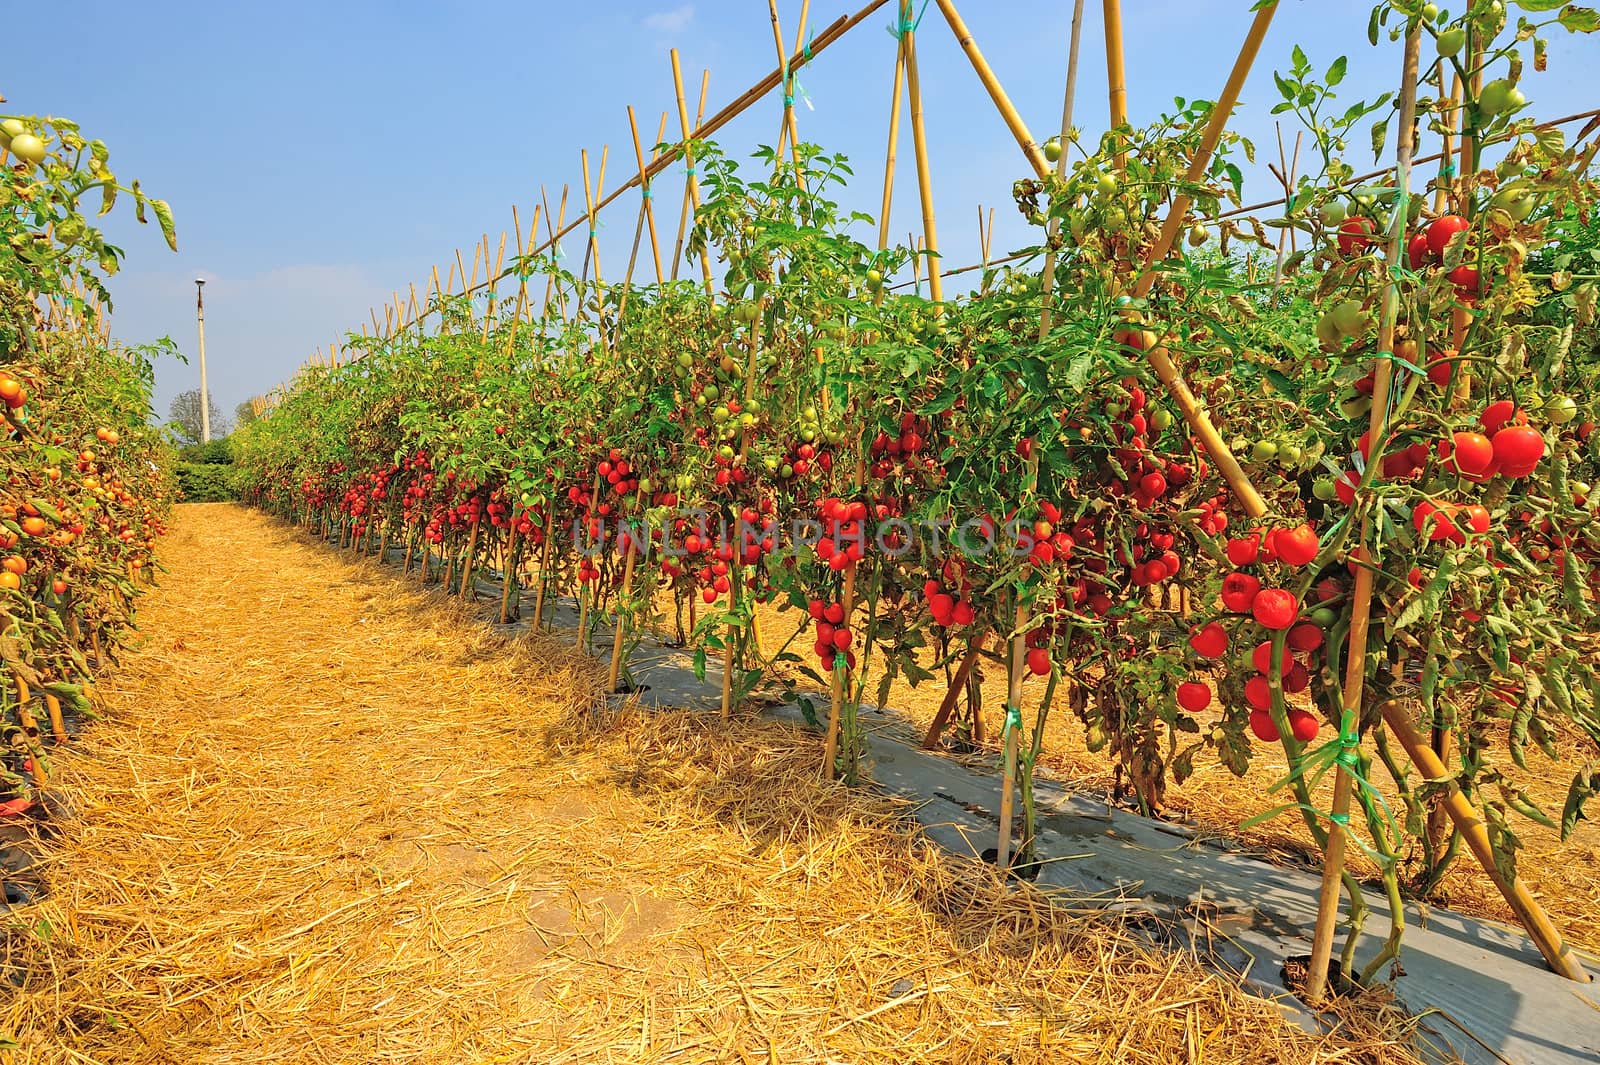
[
  {"xmin": 1026, "ymin": 647, "xmax": 1051, "ymax": 676},
  {"xmin": 1492, "ymin": 426, "xmax": 1545, "ymax": 476},
  {"xmin": 1336, "ymin": 216, "xmax": 1377, "ymax": 257},
  {"xmin": 1251, "ymin": 588, "xmax": 1299, "ymax": 630},
  {"xmin": 1426, "ymin": 214, "xmax": 1470, "ymax": 258},
  {"xmin": 1249, "ymin": 709, "xmax": 1280, "ymax": 743},
  {"xmin": 1407, "ymin": 231, "xmax": 1431, "ymax": 269},
  {"xmin": 1446, "ymin": 431, "xmax": 1495, "ymax": 477},
  {"xmin": 1287, "ymin": 709, "xmax": 1321, "ymax": 742},
  {"xmin": 1448, "ymin": 264, "xmax": 1480, "ymax": 297},
  {"xmin": 1189, "ymin": 622, "xmax": 1228, "ymax": 659},
  {"xmin": 1283, "ymin": 663, "xmax": 1311, "ymax": 694},
  {"xmin": 1225, "ymin": 534, "xmax": 1260, "ymax": 567},
  {"xmin": 1287, "ymin": 623, "xmax": 1325, "ymax": 653},
  {"xmin": 1481, "ymin": 400, "xmax": 1519, "ymax": 434},
  {"xmin": 1176, "ymin": 681, "xmax": 1212, "ymax": 713},
  {"xmin": 1275, "ymin": 524, "xmax": 1320, "ymax": 567},
  {"xmin": 1244, "ymin": 675, "xmax": 1273, "ymax": 711},
  {"xmin": 1251, "ymin": 640, "xmax": 1292, "ymax": 675},
  {"xmin": 1221, "ymin": 572, "xmax": 1262, "ymax": 613}
]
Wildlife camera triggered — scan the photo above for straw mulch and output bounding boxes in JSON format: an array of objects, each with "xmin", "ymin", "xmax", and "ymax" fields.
[
  {"xmin": 740, "ymin": 595, "xmax": 1600, "ymax": 957},
  {"xmin": 0, "ymin": 503, "xmax": 1428, "ymax": 1064}
]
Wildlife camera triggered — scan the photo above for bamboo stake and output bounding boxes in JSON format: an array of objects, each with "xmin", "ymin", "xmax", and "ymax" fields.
[
  {"xmin": 11, "ymin": 676, "xmax": 47, "ymax": 787},
  {"xmin": 921, "ymin": 634, "xmax": 988, "ymax": 748},
  {"xmin": 768, "ymin": 0, "xmax": 812, "ymax": 181},
  {"xmin": 532, "ymin": 507, "xmax": 555, "ymax": 631},
  {"xmin": 1305, "ymin": 25, "xmax": 1421, "ymax": 1004},
  {"xmin": 931, "ymin": 0, "xmax": 1050, "ymax": 180},
  {"xmin": 824, "ymin": 10, "xmax": 909, "ymax": 776},
  {"xmin": 458, "ymin": 519, "xmax": 481, "ymax": 598},
  {"xmin": 44, "ymin": 691, "xmax": 67, "ymax": 744},
  {"xmin": 671, "ymin": 51, "xmax": 717, "ymax": 294},
  {"xmin": 902, "ymin": 3, "xmax": 943, "ymax": 303},
  {"xmin": 1126, "ymin": 1, "xmax": 1280, "ymax": 522},
  {"xmin": 999, "ymin": 0, "xmax": 1085, "ymax": 869},
  {"xmin": 672, "ymin": 70, "xmax": 711, "ymax": 282},
  {"xmin": 608, "ymin": 491, "xmax": 644, "ymax": 692},
  {"xmin": 500, "ymin": 526, "xmax": 521, "ymax": 624},
  {"xmin": 1381, "ymin": 701, "xmax": 1589, "ymax": 982},
  {"xmin": 1103, "ymin": 0, "xmax": 1128, "ymax": 168},
  {"xmin": 876, "ymin": 29, "xmax": 908, "ymax": 254}
]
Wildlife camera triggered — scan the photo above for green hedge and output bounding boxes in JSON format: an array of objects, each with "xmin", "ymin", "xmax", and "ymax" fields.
[{"xmin": 176, "ymin": 462, "xmax": 238, "ymax": 502}]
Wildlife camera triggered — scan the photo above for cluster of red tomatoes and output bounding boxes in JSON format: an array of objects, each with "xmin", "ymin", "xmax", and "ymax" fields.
[
  {"xmin": 805, "ymin": 596, "xmax": 855, "ymax": 671},
  {"xmin": 1175, "ymin": 520, "xmax": 1332, "ymax": 742},
  {"xmin": 869, "ymin": 412, "xmax": 941, "ymax": 480}
]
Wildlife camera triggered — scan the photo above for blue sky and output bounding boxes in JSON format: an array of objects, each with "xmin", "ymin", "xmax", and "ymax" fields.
[{"xmin": 5, "ymin": 1, "xmax": 1595, "ymax": 425}]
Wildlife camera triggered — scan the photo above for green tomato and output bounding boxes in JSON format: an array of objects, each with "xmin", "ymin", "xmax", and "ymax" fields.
[
  {"xmin": 1042, "ymin": 138, "xmax": 1062, "ymax": 163},
  {"xmin": 7, "ymin": 132, "xmax": 46, "ymax": 167},
  {"xmin": 0, "ymin": 118, "xmax": 25, "ymax": 146},
  {"xmin": 864, "ymin": 269, "xmax": 883, "ymax": 292},
  {"xmin": 1277, "ymin": 443, "xmax": 1304, "ymax": 467},
  {"xmin": 1319, "ymin": 201, "xmax": 1347, "ymax": 225},
  {"xmin": 1436, "ymin": 27, "xmax": 1466, "ymax": 57},
  {"xmin": 1546, "ymin": 395, "xmax": 1578, "ymax": 424},
  {"xmin": 1151, "ymin": 408, "xmax": 1175, "ymax": 432},
  {"xmin": 713, "ymin": 405, "xmax": 730, "ymax": 423},
  {"xmin": 1251, "ymin": 440, "xmax": 1279, "ymax": 463},
  {"xmin": 1094, "ymin": 171, "xmax": 1117, "ymax": 196},
  {"xmin": 1478, "ymin": 79, "xmax": 1517, "ymax": 116},
  {"xmin": 1312, "ymin": 477, "xmax": 1338, "ymax": 502},
  {"xmin": 1310, "ymin": 607, "xmax": 1338, "ymax": 628},
  {"xmin": 676, "ymin": 352, "xmax": 694, "ymax": 368}
]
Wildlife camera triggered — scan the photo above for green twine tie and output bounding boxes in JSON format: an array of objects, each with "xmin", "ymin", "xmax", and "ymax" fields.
[
  {"xmin": 1438, "ymin": 161, "xmax": 1457, "ymax": 179},
  {"xmin": 888, "ymin": 0, "xmax": 930, "ymax": 38}
]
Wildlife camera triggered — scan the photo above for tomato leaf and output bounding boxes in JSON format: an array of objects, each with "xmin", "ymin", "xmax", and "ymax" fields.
[
  {"xmin": 1560, "ymin": 763, "xmax": 1599, "ymax": 840},
  {"xmin": 1558, "ymin": 6, "xmax": 1600, "ymax": 32}
]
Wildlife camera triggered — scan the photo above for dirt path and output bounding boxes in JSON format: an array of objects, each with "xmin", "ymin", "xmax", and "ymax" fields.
[{"xmin": 0, "ymin": 505, "xmax": 1423, "ymax": 1064}]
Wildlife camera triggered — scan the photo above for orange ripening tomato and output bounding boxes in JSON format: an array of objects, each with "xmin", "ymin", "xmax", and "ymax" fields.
[
  {"xmin": 0, "ymin": 572, "xmax": 19, "ymax": 591},
  {"xmin": 20, "ymin": 516, "xmax": 48, "ymax": 537},
  {"xmin": 1, "ymin": 556, "xmax": 26, "ymax": 575}
]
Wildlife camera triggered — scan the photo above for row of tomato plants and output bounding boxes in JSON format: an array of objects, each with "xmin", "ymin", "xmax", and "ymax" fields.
[
  {"xmin": 2, "ymin": 111, "xmax": 177, "ymax": 806},
  {"xmin": 235, "ymin": 0, "xmax": 1599, "ymax": 978}
]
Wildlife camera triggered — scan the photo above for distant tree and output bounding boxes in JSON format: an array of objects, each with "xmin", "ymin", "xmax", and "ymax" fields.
[
  {"xmin": 235, "ymin": 399, "xmax": 260, "ymax": 429},
  {"xmin": 168, "ymin": 389, "xmax": 228, "ymax": 444}
]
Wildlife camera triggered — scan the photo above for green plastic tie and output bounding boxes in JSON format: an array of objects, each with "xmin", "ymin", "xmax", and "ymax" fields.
[
  {"xmin": 685, "ymin": 166, "xmax": 696, "ymax": 177},
  {"xmin": 887, "ymin": 0, "xmax": 930, "ymax": 39},
  {"xmin": 1002, "ymin": 704, "xmax": 1024, "ymax": 736},
  {"xmin": 1378, "ymin": 348, "xmax": 1428, "ymax": 377},
  {"xmin": 1329, "ymin": 812, "xmax": 1351, "ymax": 826},
  {"xmin": 641, "ymin": 187, "xmax": 652, "ymax": 200},
  {"xmin": 1438, "ymin": 161, "xmax": 1457, "ymax": 178}
]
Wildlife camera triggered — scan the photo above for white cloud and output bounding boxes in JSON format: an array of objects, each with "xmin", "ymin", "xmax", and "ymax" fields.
[{"xmin": 643, "ymin": 4, "xmax": 694, "ymax": 35}]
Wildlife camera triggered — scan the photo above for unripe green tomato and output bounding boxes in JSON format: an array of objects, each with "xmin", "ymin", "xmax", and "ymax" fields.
[
  {"xmin": 1546, "ymin": 395, "xmax": 1578, "ymax": 424},
  {"xmin": 1251, "ymin": 440, "xmax": 1279, "ymax": 463}
]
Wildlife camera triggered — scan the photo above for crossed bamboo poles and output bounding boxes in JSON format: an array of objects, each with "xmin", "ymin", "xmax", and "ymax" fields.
[{"xmin": 283, "ymin": 0, "xmax": 1587, "ymax": 993}]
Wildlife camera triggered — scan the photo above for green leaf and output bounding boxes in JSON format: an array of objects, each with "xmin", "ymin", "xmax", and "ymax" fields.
[
  {"xmin": 1560, "ymin": 763, "xmax": 1599, "ymax": 840},
  {"xmin": 99, "ymin": 181, "xmax": 117, "ymax": 216},
  {"xmin": 1370, "ymin": 118, "xmax": 1390, "ymax": 160},
  {"xmin": 151, "ymin": 198, "xmax": 178, "ymax": 252},
  {"xmin": 1512, "ymin": 0, "xmax": 1568, "ymax": 10},
  {"xmin": 1558, "ymin": 5, "xmax": 1600, "ymax": 31},
  {"xmin": 1326, "ymin": 56, "xmax": 1348, "ymax": 87}
]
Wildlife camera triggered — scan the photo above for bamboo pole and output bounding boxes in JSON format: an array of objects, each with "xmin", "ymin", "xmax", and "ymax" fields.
[
  {"xmin": 922, "ymin": 633, "xmax": 988, "ymax": 748},
  {"xmin": 1382, "ymin": 701, "xmax": 1589, "ymax": 982},
  {"xmin": 284, "ymin": 0, "xmax": 899, "ymax": 372},
  {"xmin": 769, "ymin": 0, "xmax": 813, "ymax": 180},
  {"xmin": 930, "ymin": 0, "xmax": 1050, "ymax": 181},
  {"xmin": 902, "ymin": 2, "xmax": 943, "ymax": 303},
  {"xmin": 458, "ymin": 518, "xmax": 481, "ymax": 598},
  {"xmin": 1103, "ymin": 0, "xmax": 1128, "ymax": 168},
  {"xmin": 532, "ymin": 508, "xmax": 555, "ymax": 631},
  {"xmin": 608, "ymin": 492, "xmax": 644, "ymax": 692},
  {"xmin": 44, "ymin": 691, "xmax": 67, "ymax": 744},
  {"xmin": 1304, "ymin": 25, "xmax": 1421, "ymax": 1003},
  {"xmin": 671, "ymin": 51, "xmax": 717, "ymax": 294},
  {"xmin": 10, "ymin": 676, "xmax": 47, "ymax": 787},
  {"xmin": 824, "ymin": 9, "xmax": 910, "ymax": 776},
  {"xmin": 998, "ymin": 0, "xmax": 1086, "ymax": 869},
  {"xmin": 1125, "ymin": 1, "xmax": 1280, "ymax": 522},
  {"xmin": 672, "ymin": 70, "xmax": 711, "ymax": 282}
]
